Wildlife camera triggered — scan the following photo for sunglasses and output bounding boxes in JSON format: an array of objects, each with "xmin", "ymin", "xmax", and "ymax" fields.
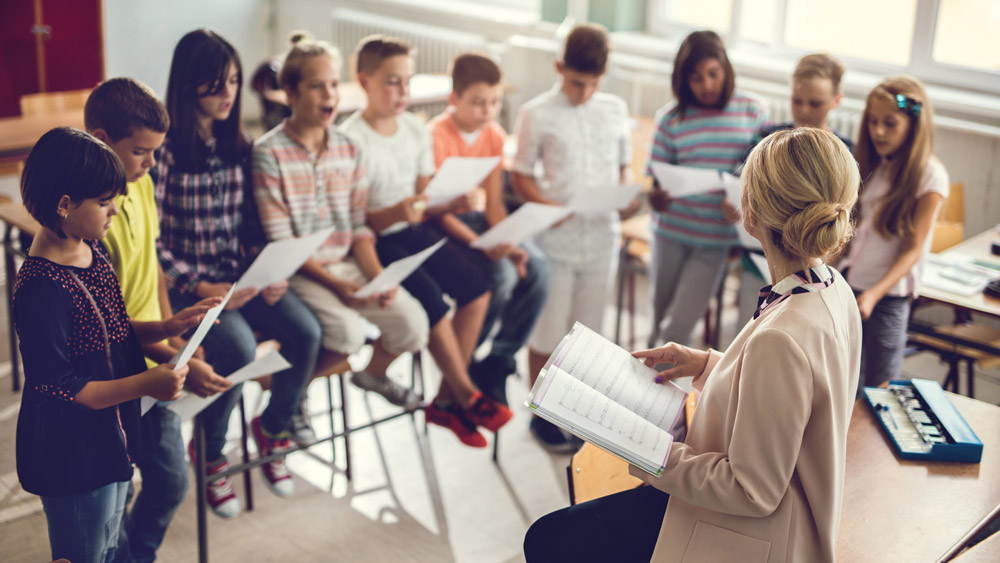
[{"xmin": 895, "ymin": 93, "xmax": 922, "ymax": 117}]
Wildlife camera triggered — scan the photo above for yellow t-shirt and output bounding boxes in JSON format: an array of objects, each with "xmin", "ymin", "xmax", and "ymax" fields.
[{"xmin": 102, "ymin": 173, "xmax": 162, "ymax": 368}]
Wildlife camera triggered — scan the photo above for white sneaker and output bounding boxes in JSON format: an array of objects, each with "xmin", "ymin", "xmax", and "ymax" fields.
[{"xmin": 350, "ymin": 370, "xmax": 421, "ymax": 410}]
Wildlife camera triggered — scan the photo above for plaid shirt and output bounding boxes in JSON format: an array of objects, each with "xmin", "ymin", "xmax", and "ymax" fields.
[
  {"xmin": 252, "ymin": 122, "xmax": 373, "ymax": 264},
  {"xmin": 151, "ymin": 137, "xmax": 266, "ymax": 294}
]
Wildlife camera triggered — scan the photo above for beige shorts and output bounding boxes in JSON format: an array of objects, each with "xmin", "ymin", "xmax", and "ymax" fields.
[{"xmin": 289, "ymin": 258, "xmax": 429, "ymax": 356}]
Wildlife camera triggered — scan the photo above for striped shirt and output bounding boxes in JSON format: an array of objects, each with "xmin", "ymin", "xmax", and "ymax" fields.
[
  {"xmin": 252, "ymin": 121, "xmax": 374, "ymax": 264},
  {"xmin": 648, "ymin": 92, "xmax": 768, "ymax": 247},
  {"xmin": 151, "ymin": 136, "xmax": 265, "ymax": 293}
]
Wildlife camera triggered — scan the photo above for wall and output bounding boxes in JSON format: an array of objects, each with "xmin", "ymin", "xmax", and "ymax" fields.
[{"xmin": 102, "ymin": 0, "xmax": 274, "ymax": 121}]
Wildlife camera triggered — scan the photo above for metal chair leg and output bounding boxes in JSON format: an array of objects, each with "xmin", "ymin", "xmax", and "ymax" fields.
[
  {"xmin": 337, "ymin": 373, "xmax": 352, "ymax": 481},
  {"xmin": 238, "ymin": 396, "xmax": 253, "ymax": 512},
  {"xmin": 194, "ymin": 415, "xmax": 209, "ymax": 563}
]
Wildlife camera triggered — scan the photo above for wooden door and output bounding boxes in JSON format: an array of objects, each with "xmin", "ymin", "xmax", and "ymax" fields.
[{"xmin": 0, "ymin": 0, "xmax": 103, "ymax": 118}]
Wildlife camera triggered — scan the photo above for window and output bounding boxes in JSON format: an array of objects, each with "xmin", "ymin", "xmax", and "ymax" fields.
[
  {"xmin": 933, "ymin": 0, "xmax": 1000, "ymax": 72},
  {"xmin": 648, "ymin": 0, "xmax": 1000, "ymax": 92}
]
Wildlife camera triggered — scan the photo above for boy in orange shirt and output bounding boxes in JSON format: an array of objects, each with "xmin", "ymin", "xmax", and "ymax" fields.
[{"xmin": 427, "ymin": 53, "xmax": 549, "ymax": 405}]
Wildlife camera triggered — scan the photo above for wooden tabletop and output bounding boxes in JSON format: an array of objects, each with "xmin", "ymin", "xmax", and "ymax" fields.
[
  {"xmin": 0, "ymin": 109, "xmax": 85, "ymax": 159},
  {"xmin": 921, "ymin": 228, "xmax": 1000, "ymax": 317},
  {"xmin": 837, "ymin": 392, "xmax": 1000, "ymax": 562}
]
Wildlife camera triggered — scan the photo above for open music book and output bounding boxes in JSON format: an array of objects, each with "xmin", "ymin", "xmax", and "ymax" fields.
[{"xmin": 525, "ymin": 323, "xmax": 687, "ymax": 476}]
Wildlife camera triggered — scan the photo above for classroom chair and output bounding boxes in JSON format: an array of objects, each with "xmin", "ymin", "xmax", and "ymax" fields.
[
  {"xmin": 567, "ymin": 442, "xmax": 643, "ymax": 506},
  {"xmin": 237, "ymin": 343, "xmax": 426, "ymax": 511}
]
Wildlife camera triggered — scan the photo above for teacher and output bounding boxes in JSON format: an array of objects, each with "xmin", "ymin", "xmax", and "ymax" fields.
[{"xmin": 524, "ymin": 128, "xmax": 862, "ymax": 563}]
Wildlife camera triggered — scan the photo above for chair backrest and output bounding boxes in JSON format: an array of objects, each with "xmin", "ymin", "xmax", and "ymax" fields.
[
  {"xmin": 931, "ymin": 182, "xmax": 966, "ymax": 253},
  {"xmin": 567, "ymin": 442, "xmax": 643, "ymax": 505},
  {"xmin": 19, "ymin": 89, "xmax": 92, "ymax": 117},
  {"xmin": 939, "ymin": 182, "xmax": 965, "ymax": 224}
]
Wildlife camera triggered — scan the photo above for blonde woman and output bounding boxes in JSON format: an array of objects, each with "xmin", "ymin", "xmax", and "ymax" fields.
[{"xmin": 524, "ymin": 128, "xmax": 862, "ymax": 563}]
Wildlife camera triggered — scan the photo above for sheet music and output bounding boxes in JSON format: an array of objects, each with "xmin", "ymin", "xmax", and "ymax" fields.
[
  {"xmin": 142, "ymin": 286, "xmax": 234, "ymax": 415},
  {"xmin": 423, "ymin": 156, "xmax": 500, "ymax": 207},
  {"xmin": 353, "ymin": 239, "xmax": 447, "ymax": 298},
  {"xmin": 543, "ymin": 323, "xmax": 687, "ymax": 432},
  {"xmin": 167, "ymin": 351, "xmax": 291, "ymax": 420},
  {"xmin": 567, "ymin": 183, "xmax": 642, "ymax": 215},
  {"xmin": 649, "ymin": 161, "xmax": 723, "ymax": 197},
  {"xmin": 531, "ymin": 365, "xmax": 672, "ymax": 470},
  {"xmin": 234, "ymin": 228, "xmax": 335, "ymax": 292},
  {"xmin": 471, "ymin": 202, "xmax": 572, "ymax": 249}
]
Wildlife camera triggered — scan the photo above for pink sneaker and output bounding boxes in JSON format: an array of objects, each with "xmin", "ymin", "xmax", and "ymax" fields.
[{"xmin": 251, "ymin": 416, "xmax": 294, "ymax": 497}]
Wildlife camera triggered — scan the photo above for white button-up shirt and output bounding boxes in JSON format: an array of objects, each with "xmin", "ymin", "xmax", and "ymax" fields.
[{"xmin": 513, "ymin": 86, "xmax": 631, "ymax": 264}]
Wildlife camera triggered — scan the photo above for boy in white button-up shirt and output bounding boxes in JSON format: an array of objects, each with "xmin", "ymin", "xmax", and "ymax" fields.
[{"xmin": 511, "ymin": 23, "xmax": 635, "ymax": 451}]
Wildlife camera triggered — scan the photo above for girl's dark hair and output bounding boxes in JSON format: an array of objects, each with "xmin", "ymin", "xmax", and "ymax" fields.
[
  {"xmin": 672, "ymin": 30, "xmax": 735, "ymax": 117},
  {"xmin": 21, "ymin": 127, "xmax": 126, "ymax": 238},
  {"xmin": 164, "ymin": 28, "xmax": 250, "ymax": 172}
]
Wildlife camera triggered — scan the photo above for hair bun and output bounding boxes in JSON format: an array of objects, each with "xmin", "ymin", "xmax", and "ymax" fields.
[
  {"xmin": 289, "ymin": 30, "xmax": 312, "ymax": 45},
  {"xmin": 782, "ymin": 201, "xmax": 852, "ymax": 259}
]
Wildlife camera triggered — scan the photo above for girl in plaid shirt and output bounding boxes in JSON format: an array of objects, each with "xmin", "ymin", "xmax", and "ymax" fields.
[{"xmin": 152, "ymin": 29, "xmax": 322, "ymax": 518}]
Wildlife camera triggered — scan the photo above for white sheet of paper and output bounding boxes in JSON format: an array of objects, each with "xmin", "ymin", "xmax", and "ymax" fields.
[
  {"xmin": 471, "ymin": 202, "xmax": 572, "ymax": 249},
  {"xmin": 423, "ymin": 156, "xmax": 500, "ymax": 208},
  {"xmin": 568, "ymin": 183, "xmax": 642, "ymax": 215},
  {"xmin": 748, "ymin": 251, "xmax": 772, "ymax": 285},
  {"xmin": 142, "ymin": 287, "xmax": 235, "ymax": 415},
  {"xmin": 353, "ymin": 238, "xmax": 447, "ymax": 299},
  {"xmin": 649, "ymin": 161, "xmax": 722, "ymax": 197},
  {"xmin": 234, "ymin": 227, "xmax": 335, "ymax": 292},
  {"xmin": 722, "ymin": 173, "xmax": 743, "ymax": 213},
  {"xmin": 167, "ymin": 351, "xmax": 291, "ymax": 420}
]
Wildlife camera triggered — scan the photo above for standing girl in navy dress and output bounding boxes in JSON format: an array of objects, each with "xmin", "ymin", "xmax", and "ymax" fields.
[{"xmin": 14, "ymin": 127, "xmax": 215, "ymax": 563}]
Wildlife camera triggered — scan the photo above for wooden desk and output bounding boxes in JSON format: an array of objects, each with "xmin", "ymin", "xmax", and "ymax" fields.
[
  {"xmin": 0, "ymin": 109, "xmax": 85, "ymax": 159},
  {"xmin": 0, "ymin": 202, "xmax": 39, "ymax": 391},
  {"xmin": 838, "ymin": 393, "xmax": 1000, "ymax": 562},
  {"xmin": 921, "ymin": 228, "xmax": 1000, "ymax": 318}
]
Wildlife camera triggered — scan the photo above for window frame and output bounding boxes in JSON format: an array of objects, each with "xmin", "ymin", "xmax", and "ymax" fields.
[{"xmin": 646, "ymin": 0, "xmax": 1000, "ymax": 95}]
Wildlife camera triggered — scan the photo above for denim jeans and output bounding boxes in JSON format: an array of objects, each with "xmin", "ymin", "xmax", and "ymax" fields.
[
  {"xmin": 523, "ymin": 485, "xmax": 668, "ymax": 562},
  {"xmin": 41, "ymin": 480, "xmax": 129, "ymax": 563},
  {"xmin": 858, "ymin": 293, "xmax": 912, "ymax": 395},
  {"xmin": 170, "ymin": 289, "xmax": 322, "ymax": 459},
  {"xmin": 116, "ymin": 403, "xmax": 188, "ymax": 563},
  {"xmin": 457, "ymin": 211, "xmax": 550, "ymax": 359}
]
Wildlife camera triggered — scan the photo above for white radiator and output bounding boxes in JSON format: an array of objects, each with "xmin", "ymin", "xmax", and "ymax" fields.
[{"xmin": 332, "ymin": 8, "xmax": 489, "ymax": 79}]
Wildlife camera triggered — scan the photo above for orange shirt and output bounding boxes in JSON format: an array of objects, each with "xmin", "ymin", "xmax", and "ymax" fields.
[{"xmin": 427, "ymin": 109, "xmax": 506, "ymax": 169}]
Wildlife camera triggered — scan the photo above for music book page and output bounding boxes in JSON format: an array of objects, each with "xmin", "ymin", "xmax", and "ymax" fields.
[
  {"xmin": 471, "ymin": 202, "xmax": 571, "ymax": 249},
  {"xmin": 526, "ymin": 322, "xmax": 687, "ymax": 475},
  {"xmin": 423, "ymin": 156, "xmax": 501, "ymax": 208}
]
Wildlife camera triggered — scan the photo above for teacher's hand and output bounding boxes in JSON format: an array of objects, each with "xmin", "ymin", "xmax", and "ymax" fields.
[{"xmin": 632, "ymin": 343, "xmax": 709, "ymax": 384}]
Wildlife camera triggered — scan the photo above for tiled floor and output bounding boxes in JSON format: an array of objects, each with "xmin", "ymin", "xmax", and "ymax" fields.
[{"xmin": 1, "ymin": 258, "xmax": 998, "ymax": 562}]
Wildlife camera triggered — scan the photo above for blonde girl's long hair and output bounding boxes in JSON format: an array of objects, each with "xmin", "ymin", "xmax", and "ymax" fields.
[{"xmin": 855, "ymin": 75, "xmax": 934, "ymax": 238}]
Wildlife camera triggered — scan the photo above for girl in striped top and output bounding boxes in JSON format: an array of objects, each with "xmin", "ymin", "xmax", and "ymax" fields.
[{"xmin": 646, "ymin": 30, "xmax": 768, "ymax": 348}]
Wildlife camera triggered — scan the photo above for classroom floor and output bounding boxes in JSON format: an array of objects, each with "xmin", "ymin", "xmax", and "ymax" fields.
[{"xmin": 1, "ymin": 238, "xmax": 998, "ymax": 562}]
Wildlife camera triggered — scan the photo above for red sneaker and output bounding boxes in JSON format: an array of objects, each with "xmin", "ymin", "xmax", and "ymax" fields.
[
  {"xmin": 188, "ymin": 441, "xmax": 241, "ymax": 518},
  {"xmin": 425, "ymin": 402, "xmax": 488, "ymax": 448},
  {"xmin": 464, "ymin": 392, "xmax": 513, "ymax": 433},
  {"xmin": 251, "ymin": 416, "xmax": 294, "ymax": 497}
]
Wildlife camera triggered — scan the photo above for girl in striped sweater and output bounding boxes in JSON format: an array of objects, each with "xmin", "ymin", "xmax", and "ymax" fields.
[{"xmin": 646, "ymin": 30, "xmax": 769, "ymax": 348}]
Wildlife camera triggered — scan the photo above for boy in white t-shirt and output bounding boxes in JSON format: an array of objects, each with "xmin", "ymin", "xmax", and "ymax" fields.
[
  {"xmin": 511, "ymin": 24, "xmax": 635, "ymax": 451},
  {"xmin": 340, "ymin": 35, "xmax": 512, "ymax": 447}
]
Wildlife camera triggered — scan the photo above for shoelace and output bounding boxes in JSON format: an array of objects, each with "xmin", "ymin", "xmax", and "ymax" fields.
[
  {"xmin": 471, "ymin": 397, "xmax": 497, "ymax": 417},
  {"xmin": 267, "ymin": 440, "xmax": 292, "ymax": 478},
  {"xmin": 446, "ymin": 403, "xmax": 479, "ymax": 433},
  {"xmin": 209, "ymin": 474, "xmax": 235, "ymax": 500}
]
